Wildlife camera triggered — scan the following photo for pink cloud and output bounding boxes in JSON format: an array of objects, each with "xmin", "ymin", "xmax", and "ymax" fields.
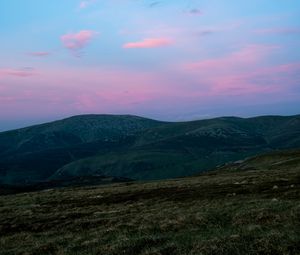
[
  {"xmin": 0, "ymin": 68, "xmax": 36, "ymax": 78},
  {"xmin": 123, "ymin": 38, "xmax": 173, "ymax": 49},
  {"xmin": 0, "ymin": 67, "xmax": 176, "ymax": 119},
  {"xmin": 225, "ymin": 63, "xmax": 300, "ymax": 94},
  {"xmin": 185, "ymin": 44, "xmax": 278, "ymax": 74},
  {"xmin": 61, "ymin": 30, "xmax": 98, "ymax": 56},
  {"xmin": 28, "ymin": 52, "xmax": 50, "ymax": 57},
  {"xmin": 180, "ymin": 44, "xmax": 299, "ymax": 96},
  {"xmin": 0, "ymin": 61, "xmax": 299, "ymax": 121}
]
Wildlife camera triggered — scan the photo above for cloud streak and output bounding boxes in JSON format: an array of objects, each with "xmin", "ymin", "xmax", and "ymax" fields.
[
  {"xmin": 28, "ymin": 52, "xmax": 50, "ymax": 57},
  {"xmin": 123, "ymin": 38, "xmax": 173, "ymax": 49},
  {"xmin": 0, "ymin": 68, "xmax": 36, "ymax": 78},
  {"xmin": 188, "ymin": 9, "xmax": 203, "ymax": 16},
  {"xmin": 185, "ymin": 44, "xmax": 278, "ymax": 73},
  {"xmin": 149, "ymin": 1, "xmax": 161, "ymax": 8},
  {"xmin": 197, "ymin": 29, "xmax": 214, "ymax": 36},
  {"xmin": 256, "ymin": 28, "xmax": 300, "ymax": 35},
  {"xmin": 181, "ymin": 44, "xmax": 290, "ymax": 96}
]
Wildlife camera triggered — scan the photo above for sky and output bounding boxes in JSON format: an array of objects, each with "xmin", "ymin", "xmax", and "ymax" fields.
[{"xmin": 0, "ymin": 0, "xmax": 300, "ymax": 131}]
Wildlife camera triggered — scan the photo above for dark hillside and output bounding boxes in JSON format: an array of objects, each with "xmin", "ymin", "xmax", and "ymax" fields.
[
  {"xmin": 51, "ymin": 115, "xmax": 300, "ymax": 181},
  {"xmin": 1, "ymin": 114, "xmax": 300, "ymax": 185},
  {"xmin": 0, "ymin": 115, "xmax": 165, "ymax": 184}
]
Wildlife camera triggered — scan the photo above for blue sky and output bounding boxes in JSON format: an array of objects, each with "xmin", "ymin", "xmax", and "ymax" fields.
[{"xmin": 0, "ymin": 0, "xmax": 300, "ymax": 131}]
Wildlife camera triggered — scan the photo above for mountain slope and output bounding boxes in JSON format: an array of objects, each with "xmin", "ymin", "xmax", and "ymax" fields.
[
  {"xmin": 0, "ymin": 114, "xmax": 164, "ymax": 152},
  {"xmin": 1, "ymin": 114, "xmax": 300, "ymax": 185},
  {"xmin": 216, "ymin": 149, "xmax": 300, "ymax": 172},
  {"xmin": 51, "ymin": 115, "xmax": 300, "ymax": 181},
  {"xmin": 0, "ymin": 115, "xmax": 165, "ymax": 184}
]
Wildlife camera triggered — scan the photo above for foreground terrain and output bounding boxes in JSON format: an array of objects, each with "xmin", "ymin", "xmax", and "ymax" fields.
[{"xmin": 1, "ymin": 150, "xmax": 299, "ymax": 255}]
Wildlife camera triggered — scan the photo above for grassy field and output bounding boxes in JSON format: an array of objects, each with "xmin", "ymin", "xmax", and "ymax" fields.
[{"xmin": 0, "ymin": 166, "xmax": 299, "ymax": 255}]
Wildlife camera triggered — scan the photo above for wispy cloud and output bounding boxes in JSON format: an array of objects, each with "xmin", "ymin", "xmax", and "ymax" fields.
[
  {"xmin": 182, "ymin": 44, "xmax": 286, "ymax": 96},
  {"xmin": 188, "ymin": 9, "xmax": 203, "ymax": 16},
  {"xmin": 149, "ymin": 1, "xmax": 161, "ymax": 8},
  {"xmin": 28, "ymin": 52, "xmax": 50, "ymax": 57},
  {"xmin": 185, "ymin": 44, "xmax": 278, "ymax": 72},
  {"xmin": 256, "ymin": 27, "xmax": 300, "ymax": 35},
  {"xmin": 61, "ymin": 30, "xmax": 98, "ymax": 56},
  {"xmin": 197, "ymin": 29, "xmax": 214, "ymax": 36},
  {"xmin": 0, "ymin": 68, "xmax": 36, "ymax": 78},
  {"xmin": 79, "ymin": 0, "xmax": 96, "ymax": 9},
  {"xmin": 123, "ymin": 38, "xmax": 173, "ymax": 49}
]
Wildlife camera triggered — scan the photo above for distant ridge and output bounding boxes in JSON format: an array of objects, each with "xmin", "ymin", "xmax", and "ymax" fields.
[
  {"xmin": 0, "ymin": 113, "xmax": 299, "ymax": 185},
  {"xmin": 2, "ymin": 113, "xmax": 300, "ymax": 133}
]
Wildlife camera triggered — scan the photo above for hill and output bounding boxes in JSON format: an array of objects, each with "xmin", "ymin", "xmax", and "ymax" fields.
[
  {"xmin": 51, "ymin": 115, "xmax": 300, "ymax": 181},
  {"xmin": 0, "ymin": 115, "xmax": 164, "ymax": 184},
  {"xmin": 0, "ymin": 114, "xmax": 300, "ymax": 185},
  {"xmin": 216, "ymin": 149, "xmax": 300, "ymax": 172},
  {"xmin": 0, "ymin": 149, "xmax": 299, "ymax": 254}
]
